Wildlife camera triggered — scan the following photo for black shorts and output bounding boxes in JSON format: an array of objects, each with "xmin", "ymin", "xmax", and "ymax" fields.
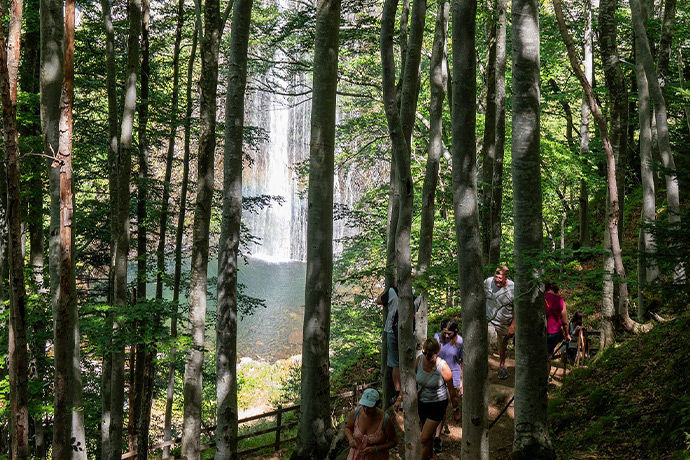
[
  {"xmin": 418, "ymin": 399, "xmax": 449, "ymax": 423},
  {"xmin": 547, "ymin": 332, "xmax": 562, "ymax": 355}
]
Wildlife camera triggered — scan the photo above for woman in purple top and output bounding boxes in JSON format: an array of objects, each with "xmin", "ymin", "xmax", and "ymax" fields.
[
  {"xmin": 545, "ymin": 281, "xmax": 570, "ymax": 377},
  {"xmin": 431, "ymin": 318, "xmax": 463, "ymax": 453}
]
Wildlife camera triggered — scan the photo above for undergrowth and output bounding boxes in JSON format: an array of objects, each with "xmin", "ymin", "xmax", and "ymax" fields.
[{"xmin": 550, "ymin": 315, "xmax": 690, "ymax": 459}]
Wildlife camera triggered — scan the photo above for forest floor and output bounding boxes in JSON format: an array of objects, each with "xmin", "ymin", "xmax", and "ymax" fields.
[
  {"xmin": 385, "ymin": 350, "xmax": 566, "ymax": 460},
  {"xmin": 245, "ymin": 315, "xmax": 690, "ymax": 459}
]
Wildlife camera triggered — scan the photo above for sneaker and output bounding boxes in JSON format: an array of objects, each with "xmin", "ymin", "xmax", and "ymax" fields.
[
  {"xmin": 433, "ymin": 437, "xmax": 443, "ymax": 453},
  {"xmin": 498, "ymin": 366, "xmax": 508, "ymax": 379}
]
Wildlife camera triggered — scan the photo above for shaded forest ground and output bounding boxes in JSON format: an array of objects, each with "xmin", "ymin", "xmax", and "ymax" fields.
[{"xmin": 246, "ymin": 314, "xmax": 690, "ymax": 459}]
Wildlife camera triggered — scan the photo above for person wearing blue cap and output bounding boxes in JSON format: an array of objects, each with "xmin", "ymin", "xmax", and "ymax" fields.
[{"xmin": 344, "ymin": 388, "xmax": 398, "ymax": 459}]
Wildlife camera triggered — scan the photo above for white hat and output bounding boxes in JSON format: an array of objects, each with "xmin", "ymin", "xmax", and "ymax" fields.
[{"xmin": 358, "ymin": 388, "xmax": 380, "ymax": 407}]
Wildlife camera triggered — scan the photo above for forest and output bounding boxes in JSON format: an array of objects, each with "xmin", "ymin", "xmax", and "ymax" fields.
[{"xmin": 0, "ymin": 0, "xmax": 689, "ymax": 458}]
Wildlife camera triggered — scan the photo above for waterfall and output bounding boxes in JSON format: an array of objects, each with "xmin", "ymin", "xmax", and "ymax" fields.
[{"xmin": 243, "ymin": 84, "xmax": 361, "ymax": 262}]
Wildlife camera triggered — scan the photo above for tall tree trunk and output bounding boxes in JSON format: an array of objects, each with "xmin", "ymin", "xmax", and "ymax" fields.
[
  {"xmin": 553, "ymin": 0, "xmax": 652, "ymax": 337},
  {"xmin": 598, "ymin": 0, "xmax": 627, "ymax": 340},
  {"xmin": 629, "ymin": 0, "xmax": 683, "ymax": 281},
  {"xmin": 134, "ymin": 0, "xmax": 155, "ymax": 456},
  {"xmin": 635, "ymin": 0, "xmax": 657, "ymax": 321},
  {"xmin": 417, "ymin": 0, "xmax": 448, "ymax": 347},
  {"xmin": 489, "ymin": 0, "xmax": 507, "ymax": 266},
  {"xmin": 381, "ymin": 162, "xmax": 398, "ymax": 406},
  {"xmin": 381, "ymin": 0, "xmax": 424, "ymax": 456},
  {"xmin": 578, "ymin": 0, "xmax": 592, "ymax": 248},
  {"xmin": 53, "ymin": 1, "xmax": 87, "ymax": 456},
  {"xmin": 164, "ymin": 17, "xmax": 197, "ymax": 460},
  {"xmin": 291, "ymin": 0, "xmax": 340, "ymax": 458},
  {"xmin": 38, "ymin": 0, "xmax": 63, "ymax": 455},
  {"xmin": 181, "ymin": 0, "xmax": 221, "ymax": 455},
  {"xmin": 156, "ymin": 0, "xmax": 184, "ymax": 303},
  {"xmin": 0, "ymin": 0, "xmax": 28, "ymax": 456},
  {"xmin": 215, "ymin": 0, "xmax": 252, "ymax": 458},
  {"xmin": 99, "ymin": 0, "xmax": 118, "ymax": 456},
  {"xmin": 480, "ymin": 5, "xmax": 497, "ymax": 263},
  {"xmin": 679, "ymin": 49, "xmax": 690, "ymax": 135},
  {"xmin": 511, "ymin": 0, "xmax": 554, "ymax": 456},
  {"xmin": 656, "ymin": 0, "xmax": 676, "ymax": 97},
  {"xmin": 109, "ymin": 0, "xmax": 141, "ymax": 458},
  {"xmin": 451, "ymin": 0, "xmax": 488, "ymax": 457}
]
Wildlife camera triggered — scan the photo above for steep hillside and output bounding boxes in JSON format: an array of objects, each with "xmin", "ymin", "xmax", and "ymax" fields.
[{"xmin": 549, "ymin": 316, "xmax": 690, "ymax": 459}]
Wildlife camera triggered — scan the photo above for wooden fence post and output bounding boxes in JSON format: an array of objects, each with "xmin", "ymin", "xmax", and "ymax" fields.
[{"xmin": 275, "ymin": 405, "xmax": 282, "ymax": 451}]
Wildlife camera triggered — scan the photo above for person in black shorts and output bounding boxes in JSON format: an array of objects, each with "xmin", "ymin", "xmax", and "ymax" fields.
[{"xmin": 415, "ymin": 338, "xmax": 460, "ymax": 460}]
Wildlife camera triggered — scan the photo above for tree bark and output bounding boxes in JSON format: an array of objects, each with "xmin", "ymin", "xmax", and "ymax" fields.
[
  {"xmin": 480, "ymin": 5, "xmax": 497, "ymax": 263},
  {"xmin": 133, "ymin": 0, "xmax": 154, "ymax": 456},
  {"xmin": 553, "ymin": 0, "xmax": 652, "ymax": 336},
  {"xmin": 291, "ymin": 0, "xmax": 340, "ymax": 458},
  {"xmin": 451, "ymin": 0, "xmax": 489, "ymax": 457},
  {"xmin": 164, "ymin": 16, "xmax": 197, "ymax": 460},
  {"xmin": 55, "ymin": 0, "xmax": 86, "ymax": 457},
  {"xmin": 629, "ymin": 0, "xmax": 683, "ymax": 281},
  {"xmin": 381, "ymin": 0, "xmax": 424, "ymax": 456},
  {"xmin": 489, "ymin": 0, "xmax": 507, "ymax": 267},
  {"xmin": 215, "ymin": 0, "xmax": 252, "ymax": 458},
  {"xmin": 511, "ymin": 0, "xmax": 554, "ymax": 456},
  {"xmin": 0, "ymin": 0, "xmax": 28, "ymax": 456},
  {"xmin": 109, "ymin": 0, "xmax": 141, "ymax": 458},
  {"xmin": 578, "ymin": 0, "xmax": 592, "ymax": 248},
  {"xmin": 39, "ymin": 0, "xmax": 63, "ymax": 454},
  {"xmin": 417, "ymin": 0, "xmax": 449, "ymax": 347},
  {"xmin": 656, "ymin": 0, "xmax": 676, "ymax": 97},
  {"xmin": 99, "ymin": 0, "xmax": 118, "ymax": 456},
  {"xmin": 635, "ymin": 0, "xmax": 657, "ymax": 321},
  {"xmin": 181, "ymin": 0, "xmax": 221, "ymax": 455}
]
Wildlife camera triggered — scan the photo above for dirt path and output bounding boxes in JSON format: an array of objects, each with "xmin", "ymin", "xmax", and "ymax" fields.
[{"xmin": 389, "ymin": 351, "xmax": 567, "ymax": 459}]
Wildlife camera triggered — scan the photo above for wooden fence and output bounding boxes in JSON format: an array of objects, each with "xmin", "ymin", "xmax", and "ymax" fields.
[{"xmin": 121, "ymin": 380, "xmax": 381, "ymax": 459}]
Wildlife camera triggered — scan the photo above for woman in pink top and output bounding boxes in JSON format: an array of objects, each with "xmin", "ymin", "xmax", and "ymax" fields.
[{"xmin": 545, "ymin": 282, "xmax": 570, "ymax": 377}]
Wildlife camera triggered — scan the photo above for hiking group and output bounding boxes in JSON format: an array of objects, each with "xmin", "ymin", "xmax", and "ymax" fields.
[{"xmin": 345, "ymin": 265, "xmax": 581, "ymax": 460}]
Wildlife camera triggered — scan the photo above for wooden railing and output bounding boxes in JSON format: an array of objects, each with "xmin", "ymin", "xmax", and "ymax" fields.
[{"xmin": 121, "ymin": 380, "xmax": 381, "ymax": 459}]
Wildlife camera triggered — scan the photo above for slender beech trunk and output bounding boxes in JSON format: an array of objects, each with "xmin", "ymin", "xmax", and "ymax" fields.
[
  {"xmin": 629, "ymin": 0, "xmax": 683, "ymax": 281},
  {"xmin": 680, "ymin": 49, "xmax": 690, "ymax": 135},
  {"xmin": 452, "ymin": 0, "xmax": 488, "ymax": 457},
  {"xmin": 382, "ymin": 0, "xmax": 410, "ymax": 405},
  {"xmin": 480, "ymin": 7, "xmax": 497, "ymax": 263},
  {"xmin": 164, "ymin": 17, "xmax": 197, "ymax": 460},
  {"xmin": 417, "ymin": 0, "xmax": 448, "ymax": 348},
  {"xmin": 99, "ymin": 0, "xmax": 118, "ymax": 456},
  {"xmin": 181, "ymin": 0, "xmax": 221, "ymax": 455},
  {"xmin": 656, "ymin": 0, "xmax": 676, "ymax": 97},
  {"xmin": 133, "ymin": 0, "xmax": 153, "ymax": 456},
  {"xmin": 489, "ymin": 0, "xmax": 507, "ymax": 266},
  {"xmin": 291, "ymin": 0, "xmax": 340, "ymax": 458},
  {"xmin": 39, "ymin": 0, "xmax": 63, "ymax": 455},
  {"xmin": 578, "ymin": 0, "xmax": 592, "ymax": 248},
  {"xmin": 215, "ymin": 0, "xmax": 252, "ymax": 458},
  {"xmin": 553, "ymin": 0, "xmax": 652, "ymax": 337},
  {"xmin": 635, "ymin": 0, "xmax": 657, "ymax": 320},
  {"xmin": 511, "ymin": 0, "xmax": 554, "ymax": 456},
  {"xmin": 598, "ymin": 0, "xmax": 627, "ymax": 342},
  {"xmin": 381, "ymin": 0, "xmax": 424, "ymax": 455},
  {"xmin": 156, "ymin": 0, "xmax": 185, "ymax": 303},
  {"xmin": 110, "ymin": 0, "xmax": 141, "ymax": 458},
  {"xmin": 0, "ymin": 0, "xmax": 28, "ymax": 455}
]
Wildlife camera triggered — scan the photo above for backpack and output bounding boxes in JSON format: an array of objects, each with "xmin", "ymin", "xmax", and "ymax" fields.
[{"xmin": 392, "ymin": 294, "xmax": 420, "ymax": 337}]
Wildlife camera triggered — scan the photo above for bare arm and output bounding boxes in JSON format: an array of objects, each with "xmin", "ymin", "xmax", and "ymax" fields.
[
  {"xmin": 441, "ymin": 361, "xmax": 461, "ymax": 420},
  {"xmin": 344, "ymin": 409, "xmax": 357, "ymax": 448}
]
